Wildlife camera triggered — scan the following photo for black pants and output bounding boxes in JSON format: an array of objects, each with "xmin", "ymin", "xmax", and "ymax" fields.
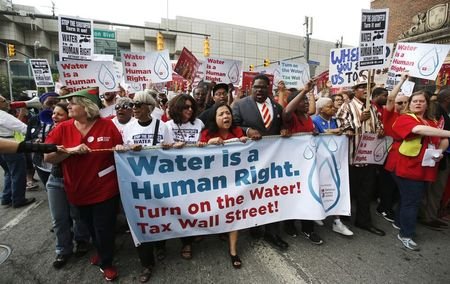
[
  {"xmin": 377, "ymin": 167, "xmax": 398, "ymax": 213},
  {"xmin": 349, "ymin": 165, "xmax": 377, "ymax": 227},
  {"xmin": 78, "ymin": 195, "xmax": 119, "ymax": 269},
  {"xmin": 136, "ymin": 240, "xmax": 166, "ymax": 267},
  {"xmin": 285, "ymin": 220, "xmax": 314, "ymax": 233}
]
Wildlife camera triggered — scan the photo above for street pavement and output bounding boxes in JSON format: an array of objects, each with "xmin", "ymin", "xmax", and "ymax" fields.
[{"xmin": 1, "ymin": 179, "xmax": 450, "ymax": 283}]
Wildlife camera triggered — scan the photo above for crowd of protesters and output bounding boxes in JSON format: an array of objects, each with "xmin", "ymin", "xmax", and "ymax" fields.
[{"xmin": 1, "ymin": 73, "xmax": 450, "ymax": 282}]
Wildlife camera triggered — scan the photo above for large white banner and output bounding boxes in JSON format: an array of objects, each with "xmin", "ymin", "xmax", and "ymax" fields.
[
  {"xmin": 359, "ymin": 8, "xmax": 389, "ymax": 70},
  {"xmin": 122, "ymin": 50, "xmax": 172, "ymax": 92},
  {"xmin": 58, "ymin": 15, "xmax": 93, "ymax": 61},
  {"xmin": 30, "ymin": 59, "xmax": 54, "ymax": 87},
  {"xmin": 115, "ymin": 135, "xmax": 350, "ymax": 245},
  {"xmin": 204, "ymin": 57, "xmax": 242, "ymax": 85},
  {"xmin": 57, "ymin": 61, "xmax": 118, "ymax": 93}
]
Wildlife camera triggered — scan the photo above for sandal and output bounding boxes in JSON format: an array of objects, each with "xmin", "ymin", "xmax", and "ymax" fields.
[
  {"xmin": 230, "ymin": 254, "xmax": 242, "ymax": 269},
  {"xmin": 139, "ymin": 267, "xmax": 152, "ymax": 283},
  {"xmin": 180, "ymin": 245, "xmax": 192, "ymax": 260}
]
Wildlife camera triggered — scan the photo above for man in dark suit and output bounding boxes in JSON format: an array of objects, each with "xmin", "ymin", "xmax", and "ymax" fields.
[{"xmin": 232, "ymin": 74, "xmax": 288, "ymax": 250}]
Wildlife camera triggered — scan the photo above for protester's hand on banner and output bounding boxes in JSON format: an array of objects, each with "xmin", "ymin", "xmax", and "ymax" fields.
[
  {"xmin": 56, "ymin": 145, "xmax": 69, "ymax": 153},
  {"xmin": 197, "ymin": 141, "xmax": 207, "ymax": 147},
  {"xmin": 114, "ymin": 144, "xmax": 142, "ymax": 152},
  {"xmin": 208, "ymin": 137, "xmax": 224, "ymax": 145},
  {"xmin": 239, "ymin": 136, "xmax": 248, "ymax": 143},
  {"xmin": 173, "ymin": 141, "xmax": 186, "ymax": 149},
  {"xmin": 247, "ymin": 128, "xmax": 262, "ymax": 140},
  {"xmin": 280, "ymin": 129, "xmax": 291, "ymax": 137},
  {"xmin": 67, "ymin": 143, "xmax": 91, "ymax": 155},
  {"xmin": 161, "ymin": 143, "xmax": 173, "ymax": 150}
]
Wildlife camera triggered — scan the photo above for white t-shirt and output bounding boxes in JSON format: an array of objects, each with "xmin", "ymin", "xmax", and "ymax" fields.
[
  {"xmin": 122, "ymin": 119, "xmax": 174, "ymax": 146},
  {"xmin": 112, "ymin": 117, "xmax": 136, "ymax": 136},
  {"xmin": 100, "ymin": 104, "xmax": 116, "ymax": 118},
  {"xmin": 166, "ymin": 119, "xmax": 204, "ymax": 144}
]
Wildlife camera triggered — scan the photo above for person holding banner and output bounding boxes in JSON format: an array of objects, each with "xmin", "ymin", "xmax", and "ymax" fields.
[
  {"xmin": 336, "ymin": 79, "xmax": 386, "ymax": 237},
  {"xmin": 199, "ymin": 83, "xmax": 229, "ymax": 125},
  {"xmin": 282, "ymin": 80, "xmax": 325, "ymax": 244},
  {"xmin": 111, "ymin": 97, "xmax": 135, "ymax": 135},
  {"xmin": 116, "ymin": 90, "xmax": 173, "ymax": 283},
  {"xmin": 385, "ymin": 90, "xmax": 450, "ymax": 251},
  {"xmin": 199, "ymin": 102, "xmax": 248, "ymax": 268},
  {"xmin": 44, "ymin": 88, "xmax": 123, "ymax": 281},
  {"xmin": 232, "ymin": 74, "xmax": 289, "ymax": 250}
]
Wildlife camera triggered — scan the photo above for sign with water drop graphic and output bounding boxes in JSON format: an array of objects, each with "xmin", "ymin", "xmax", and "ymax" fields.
[
  {"xmin": 57, "ymin": 60, "xmax": 118, "ymax": 93},
  {"xmin": 389, "ymin": 42, "xmax": 450, "ymax": 81},
  {"xmin": 204, "ymin": 57, "xmax": 242, "ymax": 85}
]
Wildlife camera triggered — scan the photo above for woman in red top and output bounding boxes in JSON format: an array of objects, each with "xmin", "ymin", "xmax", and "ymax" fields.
[
  {"xmin": 386, "ymin": 90, "xmax": 450, "ymax": 251},
  {"xmin": 199, "ymin": 102, "xmax": 247, "ymax": 269},
  {"xmin": 45, "ymin": 88, "xmax": 123, "ymax": 281}
]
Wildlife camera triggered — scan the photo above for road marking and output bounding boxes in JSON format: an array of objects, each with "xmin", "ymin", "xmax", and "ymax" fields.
[{"xmin": 0, "ymin": 200, "xmax": 43, "ymax": 233}]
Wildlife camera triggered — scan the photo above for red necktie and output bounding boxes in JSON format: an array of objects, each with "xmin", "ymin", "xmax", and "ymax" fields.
[{"xmin": 262, "ymin": 102, "xmax": 272, "ymax": 129}]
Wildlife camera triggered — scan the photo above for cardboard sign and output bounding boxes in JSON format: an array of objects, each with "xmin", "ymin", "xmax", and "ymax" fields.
[
  {"xmin": 359, "ymin": 9, "xmax": 389, "ymax": 70},
  {"xmin": 122, "ymin": 50, "xmax": 172, "ymax": 92},
  {"xmin": 279, "ymin": 60, "xmax": 310, "ymax": 89},
  {"xmin": 174, "ymin": 47, "xmax": 201, "ymax": 82},
  {"xmin": 354, "ymin": 133, "xmax": 393, "ymax": 165},
  {"xmin": 241, "ymin": 72, "xmax": 274, "ymax": 95},
  {"xmin": 30, "ymin": 59, "xmax": 54, "ymax": 87},
  {"xmin": 57, "ymin": 60, "xmax": 118, "ymax": 93},
  {"xmin": 204, "ymin": 57, "xmax": 242, "ymax": 85},
  {"xmin": 115, "ymin": 135, "xmax": 350, "ymax": 244},
  {"xmin": 58, "ymin": 15, "xmax": 93, "ymax": 61}
]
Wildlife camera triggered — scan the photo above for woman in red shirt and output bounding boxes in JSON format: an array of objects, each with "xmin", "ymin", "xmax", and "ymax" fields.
[
  {"xmin": 45, "ymin": 88, "xmax": 123, "ymax": 281},
  {"xmin": 200, "ymin": 102, "xmax": 247, "ymax": 269},
  {"xmin": 386, "ymin": 90, "xmax": 450, "ymax": 251}
]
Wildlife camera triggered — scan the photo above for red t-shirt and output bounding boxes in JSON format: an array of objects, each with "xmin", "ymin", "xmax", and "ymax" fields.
[
  {"xmin": 384, "ymin": 114, "xmax": 441, "ymax": 182},
  {"xmin": 382, "ymin": 108, "xmax": 401, "ymax": 139},
  {"xmin": 287, "ymin": 114, "xmax": 314, "ymax": 133},
  {"xmin": 200, "ymin": 127, "xmax": 244, "ymax": 142},
  {"xmin": 46, "ymin": 118, "xmax": 123, "ymax": 205}
]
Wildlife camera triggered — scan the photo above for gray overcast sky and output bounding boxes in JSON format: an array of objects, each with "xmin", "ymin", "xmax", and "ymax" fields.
[{"xmin": 14, "ymin": 0, "xmax": 370, "ymax": 46}]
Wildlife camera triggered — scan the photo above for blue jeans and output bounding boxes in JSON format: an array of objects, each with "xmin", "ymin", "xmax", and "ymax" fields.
[
  {"xmin": 392, "ymin": 174, "xmax": 427, "ymax": 238},
  {"xmin": 46, "ymin": 174, "xmax": 90, "ymax": 256},
  {"xmin": 0, "ymin": 153, "xmax": 27, "ymax": 205}
]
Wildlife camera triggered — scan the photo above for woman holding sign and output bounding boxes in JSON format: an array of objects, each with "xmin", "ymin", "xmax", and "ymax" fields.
[
  {"xmin": 116, "ymin": 90, "xmax": 173, "ymax": 283},
  {"xmin": 199, "ymin": 102, "xmax": 248, "ymax": 269},
  {"xmin": 385, "ymin": 90, "xmax": 450, "ymax": 251}
]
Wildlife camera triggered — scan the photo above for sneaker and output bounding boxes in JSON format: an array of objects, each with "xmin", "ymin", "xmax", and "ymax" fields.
[
  {"xmin": 332, "ymin": 220, "xmax": 354, "ymax": 236},
  {"xmin": 52, "ymin": 254, "xmax": 71, "ymax": 269},
  {"xmin": 74, "ymin": 240, "xmax": 90, "ymax": 257},
  {"xmin": 284, "ymin": 222, "xmax": 298, "ymax": 237},
  {"xmin": 314, "ymin": 220, "xmax": 324, "ymax": 226},
  {"xmin": 26, "ymin": 181, "xmax": 39, "ymax": 191},
  {"xmin": 90, "ymin": 254, "xmax": 100, "ymax": 266},
  {"xmin": 302, "ymin": 231, "xmax": 324, "ymax": 245},
  {"xmin": 12, "ymin": 198, "xmax": 36, "ymax": 208},
  {"xmin": 100, "ymin": 266, "xmax": 118, "ymax": 281},
  {"xmin": 392, "ymin": 223, "xmax": 400, "ymax": 230},
  {"xmin": 376, "ymin": 209, "xmax": 394, "ymax": 223},
  {"xmin": 397, "ymin": 234, "xmax": 420, "ymax": 251}
]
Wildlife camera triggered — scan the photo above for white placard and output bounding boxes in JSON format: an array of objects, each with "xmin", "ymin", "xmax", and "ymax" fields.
[
  {"xmin": 29, "ymin": 59, "xmax": 54, "ymax": 87},
  {"xmin": 58, "ymin": 15, "xmax": 93, "ymax": 61},
  {"xmin": 359, "ymin": 8, "xmax": 389, "ymax": 70},
  {"xmin": 400, "ymin": 80, "xmax": 415, "ymax": 96},
  {"xmin": 204, "ymin": 57, "xmax": 242, "ymax": 85},
  {"xmin": 279, "ymin": 60, "xmax": 310, "ymax": 89}
]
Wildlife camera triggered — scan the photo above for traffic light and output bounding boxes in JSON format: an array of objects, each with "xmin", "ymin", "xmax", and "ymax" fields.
[
  {"xmin": 249, "ymin": 64, "xmax": 254, "ymax": 71},
  {"xmin": 156, "ymin": 32, "xmax": 164, "ymax": 51},
  {"xmin": 263, "ymin": 58, "xmax": 270, "ymax": 67},
  {"xmin": 7, "ymin": 44, "xmax": 15, "ymax": 57},
  {"xmin": 203, "ymin": 37, "xmax": 210, "ymax": 57}
]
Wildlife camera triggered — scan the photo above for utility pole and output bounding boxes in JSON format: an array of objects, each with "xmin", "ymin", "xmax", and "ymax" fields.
[{"xmin": 304, "ymin": 16, "xmax": 313, "ymax": 63}]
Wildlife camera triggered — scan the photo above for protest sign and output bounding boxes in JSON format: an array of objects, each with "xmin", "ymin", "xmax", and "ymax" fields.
[
  {"xmin": 174, "ymin": 47, "xmax": 201, "ymax": 82},
  {"xmin": 114, "ymin": 135, "xmax": 350, "ymax": 244},
  {"xmin": 241, "ymin": 72, "xmax": 274, "ymax": 94},
  {"xmin": 58, "ymin": 15, "xmax": 93, "ymax": 61},
  {"xmin": 359, "ymin": 9, "xmax": 389, "ymax": 70},
  {"xmin": 193, "ymin": 60, "xmax": 206, "ymax": 86},
  {"xmin": 166, "ymin": 72, "xmax": 188, "ymax": 92},
  {"xmin": 354, "ymin": 133, "xmax": 393, "ymax": 165},
  {"xmin": 57, "ymin": 60, "xmax": 118, "ymax": 93},
  {"xmin": 388, "ymin": 42, "xmax": 450, "ymax": 81},
  {"xmin": 203, "ymin": 57, "xmax": 242, "ymax": 85},
  {"xmin": 122, "ymin": 50, "xmax": 172, "ymax": 92},
  {"xmin": 279, "ymin": 60, "xmax": 310, "ymax": 89},
  {"xmin": 400, "ymin": 80, "xmax": 415, "ymax": 96},
  {"xmin": 29, "ymin": 59, "xmax": 54, "ymax": 87}
]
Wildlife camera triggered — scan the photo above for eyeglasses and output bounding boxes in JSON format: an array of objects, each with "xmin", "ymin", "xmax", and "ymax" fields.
[
  {"xmin": 183, "ymin": 104, "xmax": 193, "ymax": 110},
  {"xmin": 115, "ymin": 103, "xmax": 132, "ymax": 110},
  {"xmin": 131, "ymin": 101, "xmax": 150, "ymax": 108},
  {"xmin": 396, "ymin": 101, "xmax": 407, "ymax": 105}
]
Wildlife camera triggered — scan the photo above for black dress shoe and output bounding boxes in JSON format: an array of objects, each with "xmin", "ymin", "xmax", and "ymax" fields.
[
  {"xmin": 264, "ymin": 234, "xmax": 289, "ymax": 250},
  {"xmin": 13, "ymin": 198, "xmax": 36, "ymax": 208},
  {"xmin": 1, "ymin": 200, "xmax": 12, "ymax": 206},
  {"xmin": 355, "ymin": 224, "xmax": 385, "ymax": 236}
]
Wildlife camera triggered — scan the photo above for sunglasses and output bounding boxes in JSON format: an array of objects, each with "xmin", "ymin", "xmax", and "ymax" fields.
[
  {"xmin": 396, "ymin": 101, "xmax": 407, "ymax": 105},
  {"xmin": 132, "ymin": 101, "xmax": 150, "ymax": 108},
  {"xmin": 115, "ymin": 103, "xmax": 133, "ymax": 110}
]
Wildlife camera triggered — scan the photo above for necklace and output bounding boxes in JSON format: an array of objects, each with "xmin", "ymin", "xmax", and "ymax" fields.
[{"xmin": 318, "ymin": 114, "xmax": 332, "ymax": 130}]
